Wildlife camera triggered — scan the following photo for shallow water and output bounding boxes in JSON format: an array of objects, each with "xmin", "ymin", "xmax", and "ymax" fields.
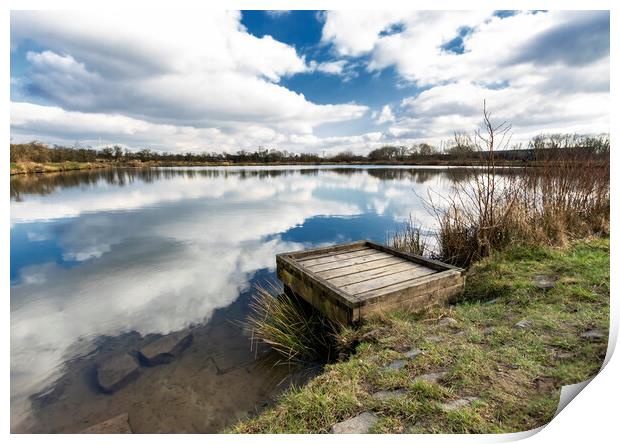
[{"xmin": 10, "ymin": 165, "xmax": 462, "ymax": 432}]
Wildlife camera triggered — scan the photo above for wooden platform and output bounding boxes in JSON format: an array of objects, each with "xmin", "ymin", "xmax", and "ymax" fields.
[{"xmin": 276, "ymin": 240, "xmax": 465, "ymax": 324}]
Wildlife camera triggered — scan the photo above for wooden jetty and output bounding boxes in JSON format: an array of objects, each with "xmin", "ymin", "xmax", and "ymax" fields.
[{"xmin": 276, "ymin": 240, "xmax": 465, "ymax": 324}]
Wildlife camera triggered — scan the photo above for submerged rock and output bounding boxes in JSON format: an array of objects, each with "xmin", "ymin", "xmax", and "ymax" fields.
[
  {"xmin": 331, "ymin": 412, "xmax": 378, "ymax": 434},
  {"xmin": 138, "ymin": 331, "xmax": 193, "ymax": 366},
  {"xmin": 96, "ymin": 353, "xmax": 140, "ymax": 393},
  {"xmin": 81, "ymin": 413, "xmax": 132, "ymax": 433}
]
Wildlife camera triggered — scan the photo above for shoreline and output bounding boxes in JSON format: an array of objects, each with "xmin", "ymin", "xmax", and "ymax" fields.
[
  {"xmin": 9, "ymin": 159, "xmax": 598, "ymax": 176},
  {"xmin": 233, "ymin": 238, "xmax": 609, "ymax": 433}
]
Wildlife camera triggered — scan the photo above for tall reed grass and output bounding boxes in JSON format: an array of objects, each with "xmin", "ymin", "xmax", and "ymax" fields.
[
  {"xmin": 245, "ymin": 282, "xmax": 347, "ymax": 364},
  {"xmin": 424, "ymin": 103, "xmax": 610, "ymax": 267}
]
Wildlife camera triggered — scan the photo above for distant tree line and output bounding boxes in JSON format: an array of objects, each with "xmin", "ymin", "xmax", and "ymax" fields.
[{"xmin": 9, "ymin": 133, "xmax": 609, "ymax": 165}]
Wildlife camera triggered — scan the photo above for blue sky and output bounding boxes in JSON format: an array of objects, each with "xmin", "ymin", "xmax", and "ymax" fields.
[{"xmin": 10, "ymin": 10, "xmax": 610, "ymax": 154}]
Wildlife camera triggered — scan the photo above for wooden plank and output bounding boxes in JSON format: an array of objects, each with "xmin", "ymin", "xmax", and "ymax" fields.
[
  {"xmin": 298, "ymin": 247, "xmax": 375, "ymax": 267},
  {"xmin": 365, "ymin": 240, "xmax": 462, "ymax": 272},
  {"xmin": 341, "ymin": 266, "xmax": 438, "ymax": 295},
  {"xmin": 305, "ymin": 251, "xmax": 393, "ymax": 273},
  {"xmin": 286, "ymin": 240, "xmax": 368, "ymax": 260},
  {"xmin": 328, "ymin": 261, "xmax": 431, "ymax": 287},
  {"xmin": 356, "ymin": 270, "xmax": 462, "ymax": 303},
  {"xmin": 358, "ymin": 282, "xmax": 464, "ymax": 317},
  {"xmin": 276, "ymin": 254, "xmax": 358, "ymax": 309},
  {"xmin": 315, "ymin": 256, "xmax": 405, "ymax": 280},
  {"xmin": 295, "ymin": 245, "xmax": 370, "ymax": 263}
]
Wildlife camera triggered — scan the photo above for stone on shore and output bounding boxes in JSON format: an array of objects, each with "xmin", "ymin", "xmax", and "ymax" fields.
[
  {"xmin": 386, "ymin": 359, "xmax": 406, "ymax": 370},
  {"xmin": 404, "ymin": 348, "xmax": 422, "ymax": 359},
  {"xmin": 414, "ymin": 371, "xmax": 447, "ymax": 384},
  {"xmin": 441, "ymin": 397, "xmax": 478, "ymax": 412},
  {"xmin": 138, "ymin": 331, "xmax": 193, "ymax": 365},
  {"xmin": 532, "ymin": 275, "xmax": 556, "ymax": 290},
  {"xmin": 438, "ymin": 317, "xmax": 458, "ymax": 328},
  {"xmin": 372, "ymin": 389, "xmax": 406, "ymax": 401},
  {"xmin": 514, "ymin": 319, "xmax": 533, "ymax": 329},
  {"xmin": 97, "ymin": 353, "xmax": 140, "ymax": 393},
  {"xmin": 331, "ymin": 412, "xmax": 378, "ymax": 434},
  {"xmin": 80, "ymin": 413, "xmax": 132, "ymax": 433},
  {"xmin": 581, "ymin": 329, "xmax": 606, "ymax": 340}
]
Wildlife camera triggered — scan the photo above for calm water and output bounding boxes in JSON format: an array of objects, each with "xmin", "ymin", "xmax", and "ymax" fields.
[{"xmin": 10, "ymin": 166, "xmax": 462, "ymax": 433}]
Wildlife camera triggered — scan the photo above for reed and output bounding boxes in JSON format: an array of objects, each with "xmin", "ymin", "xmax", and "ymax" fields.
[
  {"xmin": 429, "ymin": 103, "xmax": 609, "ymax": 267},
  {"xmin": 245, "ymin": 282, "xmax": 346, "ymax": 364}
]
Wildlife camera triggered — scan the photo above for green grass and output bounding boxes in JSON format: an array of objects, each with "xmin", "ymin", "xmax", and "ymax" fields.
[{"xmin": 232, "ymin": 237, "xmax": 609, "ymax": 433}]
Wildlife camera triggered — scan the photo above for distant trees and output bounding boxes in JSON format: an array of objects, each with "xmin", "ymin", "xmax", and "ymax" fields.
[{"xmin": 9, "ymin": 133, "xmax": 609, "ymax": 166}]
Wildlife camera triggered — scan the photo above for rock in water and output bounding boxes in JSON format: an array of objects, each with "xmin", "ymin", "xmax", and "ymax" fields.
[
  {"xmin": 138, "ymin": 331, "xmax": 193, "ymax": 366},
  {"xmin": 331, "ymin": 412, "xmax": 378, "ymax": 434},
  {"xmin": 81, "ymin": 413, "xmax": 132, "ymax": 433},
  {"xmin": 97, "ymin": 353, "xmax": 140, "ymax": 393}
]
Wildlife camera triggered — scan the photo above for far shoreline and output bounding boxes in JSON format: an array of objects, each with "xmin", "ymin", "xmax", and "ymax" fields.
[{"xmin": 9, "ymin": 158, "xmax": 578, "ymax": 176}]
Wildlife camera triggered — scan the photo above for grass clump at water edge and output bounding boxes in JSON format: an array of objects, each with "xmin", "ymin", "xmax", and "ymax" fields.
[{"xmin": 244, "ymin": 282, "xmax": 353, "ymax": 365}]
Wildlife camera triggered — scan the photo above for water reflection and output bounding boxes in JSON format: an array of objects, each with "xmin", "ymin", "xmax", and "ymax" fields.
[{"xmin": 11, "ymin": 166, "xmax": 459, "ymax": 432}]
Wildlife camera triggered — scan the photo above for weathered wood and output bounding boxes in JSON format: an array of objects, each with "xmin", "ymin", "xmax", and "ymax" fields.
[
  {"xmin": 341, "ymin": 266, "xmax": 437, "ymax": 295},
  {"xmin": 276, "ymin": 240, "xmax": 465, "ymax": 324},
  {"xmin": 316, "ymin": 256, "xmax": 404, "ymax": 280},
  {"xmin": 298, "ymin": 247, "xmax": 375, "ymax": 267},
  {"xmin": 306, "ymin": 252, "xmax": 392, "ymax": 273},
  {"xmin": 328, "ymin": 261, "xmax": 425, "ymax": 287}
]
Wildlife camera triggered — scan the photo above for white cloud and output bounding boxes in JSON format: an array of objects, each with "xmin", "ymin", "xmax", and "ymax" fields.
[
  {"xmin": 9, "ymin": 10, "xmax": 610, "ymax": 154},
  {"xmin": 10, "ymin": 10, "xmax": 367, "ymax": 150},
  {"xmin": 321, "ymin": 10, "xmax": 609, "ymax": 145},
  {"xmin": 373, "ymin": 105, "xmax": 395, "ymax": 124}
]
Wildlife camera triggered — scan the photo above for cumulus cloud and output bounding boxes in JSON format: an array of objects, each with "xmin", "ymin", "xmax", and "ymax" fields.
[
  {"xmin": 10, "ymin": 10, "xmax": 367, "ymax": 150},
  {"xmin": 321, "ymin": 10, "xmax": 610, "ymax": 145},
  {"xmin": 372, "ymin": 105, "xmax": 395, "ymax": 124},
  {"xmin": 9, "ymin": 10, "xmax": 610, "ymax": 153}
]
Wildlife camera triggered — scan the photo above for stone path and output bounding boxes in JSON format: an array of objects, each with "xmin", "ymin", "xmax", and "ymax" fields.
[{"xmin": 331, "ymin": 412, "xmax": 378, "ymax": 434}]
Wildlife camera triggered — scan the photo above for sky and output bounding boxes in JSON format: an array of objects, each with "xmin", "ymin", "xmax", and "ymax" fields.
[{"xmin": 9, "ymin": 10, "xmax": 610, "ymax": 155}]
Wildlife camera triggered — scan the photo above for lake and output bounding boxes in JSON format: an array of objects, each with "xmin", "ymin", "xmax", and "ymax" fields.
[{"xmin": 10, "ymin": 165, "xmax": 462, "ymax": 432}]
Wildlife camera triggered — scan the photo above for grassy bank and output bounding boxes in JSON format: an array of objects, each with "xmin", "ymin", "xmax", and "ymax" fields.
[
  {"xmin": 233, "ymin": 237, "xmax": 609, "ymax": 433},
  {"xmin": 10, "ymin": 161, "xmax": 109, "ymax": 175}
]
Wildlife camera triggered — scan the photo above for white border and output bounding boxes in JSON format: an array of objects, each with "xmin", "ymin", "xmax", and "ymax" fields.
[{"xmin": 3, "ymin": 1, "xmax": 617, "ymax": 442}]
